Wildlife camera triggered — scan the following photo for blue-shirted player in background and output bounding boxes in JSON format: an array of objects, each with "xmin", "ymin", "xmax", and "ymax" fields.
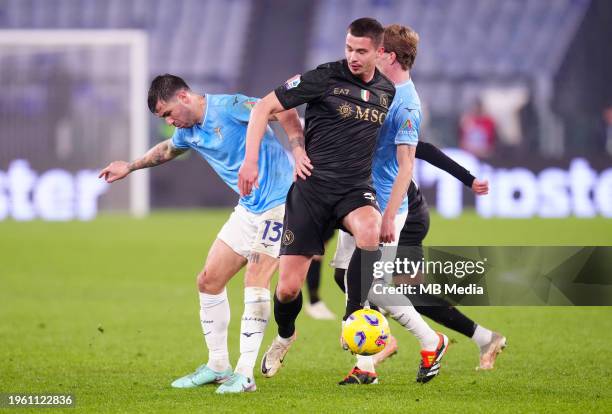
[{"xmin": 99, "ymin": 74, "xmax": 305, "ymax": 394}]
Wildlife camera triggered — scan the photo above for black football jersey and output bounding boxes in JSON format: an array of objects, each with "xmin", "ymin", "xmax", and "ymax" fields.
[{"xmin": 275, "ymin": 60, "xmax": 395, "ymax": 186}]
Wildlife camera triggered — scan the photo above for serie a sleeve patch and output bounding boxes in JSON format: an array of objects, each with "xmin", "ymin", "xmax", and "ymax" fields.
[{"xmin": 284, "ymin": 74, "xmax": 301, "ymax": 90}]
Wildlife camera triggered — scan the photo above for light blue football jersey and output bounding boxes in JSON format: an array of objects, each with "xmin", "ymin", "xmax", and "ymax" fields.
[
  {"xmin": 171, "ymin": 94, "xmax": 293, "ymax": 213},
  {"xmin": 372, "ymin": 79, "xmax": 421, "ymax": 214}
]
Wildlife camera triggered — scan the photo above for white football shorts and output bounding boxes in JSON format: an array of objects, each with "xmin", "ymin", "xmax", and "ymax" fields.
[{"xmin": 217, "ymin": 203, "xmax": 286, "ymax": 259}]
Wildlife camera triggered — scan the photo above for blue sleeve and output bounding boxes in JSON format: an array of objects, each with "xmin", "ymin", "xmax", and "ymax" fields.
[
  {"xmin": 171, "ymin": 127, "xmax": 190, "ymax": 150},
  {"xmin": 394, "ymin": 106, "xmax": 420, "ymax": 146},
  {"xmin": 227, "ymin": 94, "xmax": 260, "ymax": 123}
]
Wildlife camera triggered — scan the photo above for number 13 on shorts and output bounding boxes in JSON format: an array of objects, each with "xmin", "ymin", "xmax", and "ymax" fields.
[
  {"xmin": 253, "ymin": 204, "xmax": 286, "ymax": 257},
  {"xmin": 262, "ymin": 220, "xmax": 283, "ymax": 243}
]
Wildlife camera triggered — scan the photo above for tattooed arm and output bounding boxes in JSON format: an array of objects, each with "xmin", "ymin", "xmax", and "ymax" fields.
[
  {"xmin": 98, "ymin": 139, "xmax": 187, "ymax": 183},
  {"xmin": 287, "ymin": 135, "xmax": 305, "ymax": 151}
]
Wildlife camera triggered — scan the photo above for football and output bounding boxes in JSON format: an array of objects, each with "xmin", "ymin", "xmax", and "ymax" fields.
[{"xmin": 342, "ymin": 308, "xmax": 391, "ymax": 355}]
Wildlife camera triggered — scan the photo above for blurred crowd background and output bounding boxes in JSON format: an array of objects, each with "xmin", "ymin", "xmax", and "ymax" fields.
[{"xmin": 0, "ymin": 0, "xmax": 610, "ymax": 218}]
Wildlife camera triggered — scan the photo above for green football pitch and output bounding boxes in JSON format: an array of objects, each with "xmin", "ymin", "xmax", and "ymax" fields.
[{"xmin": 1, "ymin": 211, "xmax": 611, "ymax": 413}]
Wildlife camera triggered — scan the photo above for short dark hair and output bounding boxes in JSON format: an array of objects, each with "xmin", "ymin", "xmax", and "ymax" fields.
[
  {"xmin": 347, "ymin": 17, "xmax": 384, "ymax": 46},
  {"xmin": 147, "ymin": 74, "xmax": 190, "ymax": 113}
]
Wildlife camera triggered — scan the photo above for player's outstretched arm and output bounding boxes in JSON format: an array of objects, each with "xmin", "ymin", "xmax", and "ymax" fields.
[
  {"xmin": 239, "ymin": 92, "xmax": 286, "ymax": 196},
  {"xmin": 98, "ymin": 139, "xmax": 186, "ymax": 183},
  {"xmin": 381, "ymin": 145, "xmax": 416, "ymax": 243},
  {"xmin": 415, "ymin": 141, "xmax": 488, "ymax": 195}
]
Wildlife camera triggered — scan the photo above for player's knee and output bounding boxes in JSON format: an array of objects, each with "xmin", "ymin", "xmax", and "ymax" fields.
[
  {"xmin": 353, "ymin": 218, "xmax": 381, "ymax": 248},
  {"xmin": 197, "ymin": 269, "xmax": 225, "ymax": 294},
  {"xmin": 355, "ymin": 228, "xmax": 380, "ymax": 248},
  {"xmin": 276, "ymin": 282, "xmax": 301, "ymax": 302}
]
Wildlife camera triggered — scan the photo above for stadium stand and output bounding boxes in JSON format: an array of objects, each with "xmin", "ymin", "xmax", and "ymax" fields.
[
  {"xmin": 307, "ymin": 0, "xmax": 590, "ymax": 150},
  {"xmin": 0, "ymin": 0, "xmax": 253, "ymax": 92}
]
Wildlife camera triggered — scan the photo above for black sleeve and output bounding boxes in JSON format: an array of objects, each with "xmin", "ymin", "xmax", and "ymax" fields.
[
  {"xmin": 274, "ymin": 65, "xmax": 331, "ymax": 110},
  {"xmin": 416, "ymin": 141, "xmax": 475, "ymax": 188}
]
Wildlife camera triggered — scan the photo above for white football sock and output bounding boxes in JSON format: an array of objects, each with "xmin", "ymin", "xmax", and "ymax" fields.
[
  {"xmin": 199, "ymin": 289, "xmax": 231, "ymax": 372},
  {"xmin": 369, "ymin": 279, "xmax": 439, "ymax": 351},
  {"xmin": 235, "ymin": 287, "xmax": 270, "ymax": 379},
  {"xmin": 384, "ymin": 305, "xmax": 439, "ymax": 351},
  {"xmin": 472, "ymin": 324, "xmax": 493, "ymax": 348},
  {"xmin": 355, "ymin": 354, "xmax": 375, "ymax": 372},
  {"xmin": 340, "ymin": 319, "xmax": 376, "ymax": 373}
]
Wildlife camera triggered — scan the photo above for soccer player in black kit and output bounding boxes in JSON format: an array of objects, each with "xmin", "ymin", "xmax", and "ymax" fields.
[{"xmin": 238, "ymin": 18, "xmax": 394, "ymax": 377}]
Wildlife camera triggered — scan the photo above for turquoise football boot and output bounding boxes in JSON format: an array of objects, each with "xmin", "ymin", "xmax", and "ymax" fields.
[
  {"xmin": 215, "ymin": 373, "xmax": 256, "ymax": 394},
  {"xmin": 171, "ymin": 364, "xmax": 232, "ymax": 388}
]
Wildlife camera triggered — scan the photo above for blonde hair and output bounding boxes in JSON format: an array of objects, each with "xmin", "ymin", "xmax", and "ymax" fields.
[{"xmin": 384, "ymin": 24, "xmax": 419, "ymax": 70}]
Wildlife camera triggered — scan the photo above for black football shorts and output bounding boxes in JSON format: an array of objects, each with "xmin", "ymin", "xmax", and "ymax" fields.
[{"xmin": 279, "ymin": 180, "xmax": 379, "ymax": 256}]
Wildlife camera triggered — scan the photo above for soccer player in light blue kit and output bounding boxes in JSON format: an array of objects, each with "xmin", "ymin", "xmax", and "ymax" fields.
[{"xmin": 99, "ymin": 74, "xmax": 305, "ymax": 394}]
